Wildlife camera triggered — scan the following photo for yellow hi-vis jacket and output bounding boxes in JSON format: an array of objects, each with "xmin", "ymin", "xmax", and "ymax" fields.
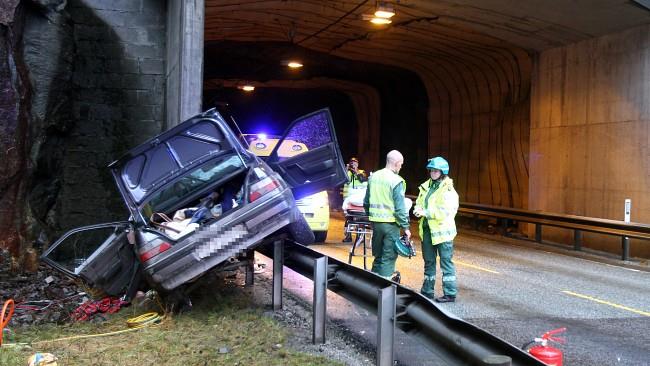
[
  {"xmin": 368, "ymin": 168, "xmax": 405, "ymax": 223},
  {"xmin": 342, "ymin": 169, "xmax": 367, "ymax": 198},
  {"xmin": 416, "ymin": 176, "xmax": 459, "ymax": 245}
]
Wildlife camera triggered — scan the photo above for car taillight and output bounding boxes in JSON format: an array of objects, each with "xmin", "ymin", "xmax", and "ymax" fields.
[
  {"xmin": 249, "ymin": 176, "xmax": 281, "ymax": 202},
  {"xmin": 140, "ymin": 241, "xmax": 172, "ymax": 262}
]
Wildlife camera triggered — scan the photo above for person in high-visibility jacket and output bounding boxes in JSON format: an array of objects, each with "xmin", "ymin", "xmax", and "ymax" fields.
[
  {"xmin": 363, "ymin": 150, "xmax": 411, "ymax": 280},
  {"xmin": 342, "ymin": 157, "xmax": 367, "ymax": 199},
  {"xmin": 342, "ymin": 157, "xmax": 367, "ymax": 242},
  {"xmin": 413, "ymin": 156, "xmax": 459, "ymax": 302}
]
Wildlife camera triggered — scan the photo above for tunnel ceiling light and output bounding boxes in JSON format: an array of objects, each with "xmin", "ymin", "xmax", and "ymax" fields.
[
  {"xmin": 239, "ymin": 85, "xmax": 255, "ymax": 92},
  {"xmin": 287, "ymin": 61, "xmax": 303, "ymax": 68},
  {"xmin": 374, "ymin": 2, "xmax": 395, "ymax": 18},
  {"xmin": 370, "ymin": 17, "xmax": 392, "ymax": 25}
]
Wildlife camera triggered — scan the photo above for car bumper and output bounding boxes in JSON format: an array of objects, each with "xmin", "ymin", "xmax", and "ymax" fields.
[
  {"xmin": 145, "ymin": 188, "xmax": 298, "ymax": 290},
  {"xmin": 299, "ymin": 205, "xmax": 329, "ymax": 231}
]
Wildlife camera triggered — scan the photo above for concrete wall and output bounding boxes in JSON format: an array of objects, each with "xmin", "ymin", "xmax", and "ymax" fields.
[
  {"xmin": 530, "ymin": 24, "xmax": 650, "ymax": 257},
  {"xmin": 166, "ymin": 0, "xmax": 203, "ymax": 127},
  {"xmin": 57, "ymin": 0, "xmax": 166, "ymax": 228}
]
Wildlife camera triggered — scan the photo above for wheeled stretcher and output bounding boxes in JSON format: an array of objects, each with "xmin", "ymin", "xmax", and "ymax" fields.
[{"xmin": 343, "ymin": 202, "xmax": 373, "ymax": 269}]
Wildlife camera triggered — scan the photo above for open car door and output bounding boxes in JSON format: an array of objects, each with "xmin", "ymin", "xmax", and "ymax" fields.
[
  {"xmin": 266, "ymin": 108, "xmax": 347, "ymax": 200},
  {"xmin": 41, "ymin": 222, "xmax": 138, "ymax": 297}
]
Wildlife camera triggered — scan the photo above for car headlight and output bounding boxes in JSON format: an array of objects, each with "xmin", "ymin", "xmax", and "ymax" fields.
[{"xmin": 297, "ymin": 192, "xmax": 328, "ymax": 209}]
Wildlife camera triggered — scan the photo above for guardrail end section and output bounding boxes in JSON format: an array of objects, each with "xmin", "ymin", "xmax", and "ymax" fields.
[{"xmin": 482, "ymin": 354, "xmax": 512, "ymax": 366}]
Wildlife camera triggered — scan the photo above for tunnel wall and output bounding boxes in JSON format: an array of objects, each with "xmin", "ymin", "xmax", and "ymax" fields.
[
  {"xmin": 417, "ymin": 48, "xmax": 532, "ymax": 208},
  {"xmin": 530, "ymin": 24, "xmax": 650, "ymax": 258}
]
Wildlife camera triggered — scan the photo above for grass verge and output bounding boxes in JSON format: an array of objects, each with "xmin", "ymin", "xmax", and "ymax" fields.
[{"xmin": 1, "ymin": 279, "xmax": 342, "ymax": 366}]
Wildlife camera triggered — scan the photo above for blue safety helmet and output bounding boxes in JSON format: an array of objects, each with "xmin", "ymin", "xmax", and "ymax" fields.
[
  {"xmin": 395, "ymin": 234, "xmax": 417, "ymax": 258},
  {"xmin": 426, "ymin": 156, "xmax": 450, "ymax": 174}
]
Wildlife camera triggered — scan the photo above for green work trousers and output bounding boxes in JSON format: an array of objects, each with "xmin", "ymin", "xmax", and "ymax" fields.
[
  {"xmin": 370, "ymin": 222, "xmax": 400, "ymax": 278},
  {"xmin": 421, "ymin": 222, "xmax": 457, "ymax": 297}
]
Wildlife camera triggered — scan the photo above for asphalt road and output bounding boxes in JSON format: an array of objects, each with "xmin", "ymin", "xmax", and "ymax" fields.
[{"xmin": 268, "ymin": 212, "xmax": 650, "ymax": 366}]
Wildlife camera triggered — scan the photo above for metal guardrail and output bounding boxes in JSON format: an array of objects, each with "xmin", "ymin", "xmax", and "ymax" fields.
[
  {"xmin": 404, "ymin": 195, "xmax": 649, "ymax": 261},
  {"xmin": 257, "ymin": 237, "xmax": 545, "ymax": 366},
  {"xmin": 457, "ymin": 202, "xmax": 650, "ymax": 261}
]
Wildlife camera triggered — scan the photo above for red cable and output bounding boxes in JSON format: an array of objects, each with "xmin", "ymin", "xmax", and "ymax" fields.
[{"xmin": 1, "ymin": 299, "xmax": 15, "ymax": 346}]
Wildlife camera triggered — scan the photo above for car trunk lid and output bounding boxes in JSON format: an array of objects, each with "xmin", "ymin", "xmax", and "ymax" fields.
[{"xmin": 108, "ymin": 110, "xmax": 245, "ymax": 217}]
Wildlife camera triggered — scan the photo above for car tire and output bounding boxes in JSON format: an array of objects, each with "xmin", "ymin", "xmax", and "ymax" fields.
[
  {"xmin": 313, "ymin": 231, "xmax": 328, "ymax": 243},
  {"xmin": 288, "ymin": 214, "xmax": 315, "ymax": 246}
]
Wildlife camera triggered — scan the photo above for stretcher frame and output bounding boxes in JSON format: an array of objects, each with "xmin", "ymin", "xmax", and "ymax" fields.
[{"xmin": 344, "ymin": 207, "xmax": 373, "ymax": 269}]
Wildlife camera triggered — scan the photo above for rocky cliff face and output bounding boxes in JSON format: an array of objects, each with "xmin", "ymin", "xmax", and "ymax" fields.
[
  {"xmin": 0, "ymin": 0, "xmax": 31, "ymax": 267},
  {"xmin": 0, "ymin": 0, "xmax": 166, "ymax": 270}
]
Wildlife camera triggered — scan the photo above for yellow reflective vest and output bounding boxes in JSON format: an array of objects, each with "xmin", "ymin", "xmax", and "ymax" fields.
[
  {"xmin": 368, "ymin": 168, "xmax": 405, "ymax": 223},
  {"xmin": 342, "ymin": 169, "xmax": 367, "ymax": 198},
  {"xmin": 416, "ymin": 176, "xmax": 459, "ymax": 245}
]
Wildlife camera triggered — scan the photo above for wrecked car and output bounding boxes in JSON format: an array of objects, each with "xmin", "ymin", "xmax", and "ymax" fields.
[{"xmin": 41, "ymin": 108, "xmax": 346, "ymax": 298}]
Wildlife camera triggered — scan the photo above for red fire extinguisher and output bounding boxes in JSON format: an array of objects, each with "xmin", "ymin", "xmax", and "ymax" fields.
[{"xmin": 523, "ymin": 327, "xmax": 566, "ymax": 366}]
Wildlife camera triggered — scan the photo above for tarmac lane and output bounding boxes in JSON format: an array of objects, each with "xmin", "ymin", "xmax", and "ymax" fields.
[{"xmin": 265, "ymin": 211, "xmax": 650, "ymax": 366}]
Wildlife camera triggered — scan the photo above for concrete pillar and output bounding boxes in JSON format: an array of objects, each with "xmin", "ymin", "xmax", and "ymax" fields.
[{"xmin": 166, "ymin": 0, "xmax": 204, "ymax": 127}]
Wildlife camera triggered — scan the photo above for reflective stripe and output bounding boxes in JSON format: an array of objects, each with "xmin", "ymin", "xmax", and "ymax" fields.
[
  {"xmin": 430, "ymin": 229, "xmax": 457, "ymax": 237},
  {"xmin": 442, "ymin": 275, "xmax": 456, "ymax": 282},
  {"xmin": 368, "ymin": 203, "xmax": 393, "ymax": 210}
]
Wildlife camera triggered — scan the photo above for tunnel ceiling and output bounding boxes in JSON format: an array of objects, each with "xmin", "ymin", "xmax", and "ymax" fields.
[
  {"xmin": 205, "ymin": 1, "xmax": 650, "ymax": 56},
  {"xmin": 202, "ymin": 0, "xmax": 649, "ymax": 201},
  {"xmin": 203, "ymin": 0, "xmax": 650, "ymax": 101}
]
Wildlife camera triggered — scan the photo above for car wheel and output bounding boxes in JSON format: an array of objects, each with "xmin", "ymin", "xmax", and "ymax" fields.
[
  {"xmin": 313, "ymin": 231, "xmax": 328, "ymax": 243},
  {"xmin": 288, "ymin": 214, "xmax": 315, "ymax": 246}
]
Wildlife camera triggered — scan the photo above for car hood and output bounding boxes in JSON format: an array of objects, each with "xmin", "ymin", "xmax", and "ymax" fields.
[{"xmin": 108, "ymin": 110, "xmax": 245, "ymax": 212}]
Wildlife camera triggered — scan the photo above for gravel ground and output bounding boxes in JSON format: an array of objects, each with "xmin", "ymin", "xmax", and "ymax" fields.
[{"xmin": 250, "ymin": 268, "xmax": 375, "ymax": 366}]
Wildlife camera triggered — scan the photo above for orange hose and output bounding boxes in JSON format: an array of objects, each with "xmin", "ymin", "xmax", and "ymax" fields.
[{"xmin": 1, "ymin": 299, "xmax": 15, "ymax": 346}]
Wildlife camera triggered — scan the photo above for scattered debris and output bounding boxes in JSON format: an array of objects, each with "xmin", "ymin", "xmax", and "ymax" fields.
[
  {"xmin": 27, "ymin": 352, "xmax": 58, "ymax": 366},
  {"xmin": 70, "ymin": 297, "xmax": 129, "ymax": 321},
  {"xmin": 0, "ymin": 249, "xmax": 85, "ymax": 327}
]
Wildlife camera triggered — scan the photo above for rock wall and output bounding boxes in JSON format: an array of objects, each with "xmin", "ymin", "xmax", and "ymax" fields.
[
  {"xmin": 0, "ymin": 0, "xmax": 166, "ymax": 268},
  {"xmin": 0, "ymin": 1, "xmax": 31, "ymax": 265}
]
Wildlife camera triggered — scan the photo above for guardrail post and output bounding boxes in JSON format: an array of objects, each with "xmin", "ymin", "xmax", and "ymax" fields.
[
  {"xmin": 501, "ymin": 219, "xmax": 509, "ymax": 237},
  {"xmin": 313, "ymin": 256, "xmax": 327, "ymax": 344},
  {"xmin": 472, "ymin": 214, "xmax": 479, "ymax": 231},
  {"xmin": 622, "ymin": 236, "xmax": 630, "ymax": 261},
  {"xmin": 272, "ymin": 239, "xmax": 284, "ymax": 310},
  {"xmin": 482, "ymin": 355, "xmax": 512, "ymax": 365},
  {"xmin": 573, "ymin": 230, "xmax": 582, "ymax": 251},
  {"xmin": 377, "ymin": 284, "xmax": 396, "ymax": 366},
  {"xmin": 245, "ymin": 250, "xmax": 254, "ymax": 286},
  {"xmin": 535, "ymin": 224, "xmax": 542, "ymax": 243}
]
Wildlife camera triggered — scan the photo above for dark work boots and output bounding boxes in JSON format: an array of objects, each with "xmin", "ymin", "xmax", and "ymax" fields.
[{"xmin": 434, "ymin": 295, "xmax": 456, "ymax": 303}]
